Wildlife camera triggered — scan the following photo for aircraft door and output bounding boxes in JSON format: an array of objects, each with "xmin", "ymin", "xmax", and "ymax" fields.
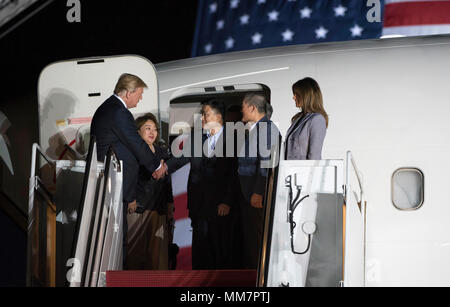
[
  {"xmin": 261, "ymin": 160, "xmax": 345, "ymax": 287},
  {"xmin": 38, "ymin": 55, "xmax": 159, "ymax": 164},
  {"xmin": 166, "ymin": 83, "xmax": 271, "ymax": 270}
]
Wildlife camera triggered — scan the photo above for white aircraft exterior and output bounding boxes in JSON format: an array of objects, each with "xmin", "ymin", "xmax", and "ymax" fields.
[{"xmin": 36, "ymin": 34, "xmax": 450, "ymax": 287}]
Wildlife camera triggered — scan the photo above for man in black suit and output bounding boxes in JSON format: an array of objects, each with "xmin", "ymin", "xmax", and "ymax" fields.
[
  {"xmin": 90, "ymin": 73, "xmax": 162, "ymax": 267},
  {"xmin": 238, "ymin": 94, "xmax": 280, "ymax": 270},
  {"xmin": 155, "ymin": 100, "xmax": 237, "ymax": 270}
]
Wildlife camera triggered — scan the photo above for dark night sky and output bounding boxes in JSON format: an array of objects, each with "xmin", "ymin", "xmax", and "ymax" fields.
[
  {"xmin": 0, "ymin": 0, "xmax": 199, "ymax": 286},
  {"xmin": 0, "ymin": 0, "xmax": 199, "ymax": 92}
]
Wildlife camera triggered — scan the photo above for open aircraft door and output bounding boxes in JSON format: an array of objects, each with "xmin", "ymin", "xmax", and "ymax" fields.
[
  {"xmin": 260, "ymin": 151, "xmax": 366, "ymax": 287},
  {"xmin": 37, "ymin": 55, "xmax": 159, "ymax": 162},
  {"xmin": 261, "ymin": 159, "xmax": 345, "ymax": 287},
  {"xmin": 28, "ymin": 55, "xmax": 160, "ymax": 287}
]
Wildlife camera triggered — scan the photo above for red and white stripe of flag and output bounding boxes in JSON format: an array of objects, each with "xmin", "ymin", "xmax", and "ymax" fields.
[
  {"xmin": 171, "ymin": 142, "xmax": 193, "ymax": 270},
  {"xmin": 383, "ymin": 0, "xmax": 450, "ymax": 36}
]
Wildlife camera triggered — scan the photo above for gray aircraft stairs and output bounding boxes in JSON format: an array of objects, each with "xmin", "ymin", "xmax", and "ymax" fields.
[{"xmin": 28, "ymin": 136, "xmax": 366, "ymax": 287}]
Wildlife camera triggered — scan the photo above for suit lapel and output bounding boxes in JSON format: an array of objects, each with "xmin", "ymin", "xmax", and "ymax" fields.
[
  {"xmin": 214, "ymin": 127, "xmax": 226, "ymax": 157},
  {"xmin": 246, "ymin": 117, "xmax": 267, "ymax": 158},
  {"xmin": 205, "ymin": 127, "xmax": 226, "ymax": 158},
  {"xmin": 250, "ymin": 116, "xmax": 269, "ymax": 138},
  {"xmin": 287, "ymin": 113, "xmax": 314, "ymax": 141},
  {"xmin": 202, "ymin": 132, "xmax": 208, "ymax": 158},
  {"xmin": 286, "ymin": 116, "xmax": 301, "ymax": 138}
]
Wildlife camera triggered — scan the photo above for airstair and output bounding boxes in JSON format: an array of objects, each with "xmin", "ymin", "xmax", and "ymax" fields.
[
  {"xmin": 28, "ymin": 133, "xmax": 366, "ymax": 287},
  {"xmin": 260, "ymin": 152, "xmax": 366, "ymax": 287},
  {"xmin": 28, "ymin": 137, "xmax": 123, "ymax": 287}
]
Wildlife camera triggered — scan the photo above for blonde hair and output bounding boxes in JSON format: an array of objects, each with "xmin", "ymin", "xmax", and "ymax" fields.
[
  {"xmin": 114, "ymin": 73, "xmax": 148, "ymax": 96},
  {"xmin": 292, "ymin": 77, "xmax": 329, "ymax": 127}
]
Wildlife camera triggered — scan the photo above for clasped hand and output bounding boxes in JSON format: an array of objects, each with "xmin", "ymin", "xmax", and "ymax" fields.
[
  {"xmin": 250, "ymin": 193, "xmax": 263, "ymax": 209},
  {"xmin": 152, "ymin": 160, "xmax": 168, "ymax": 180},
  {"xmin": 218, "ymin": 204, "xmax": 230, "ymax": 217}
]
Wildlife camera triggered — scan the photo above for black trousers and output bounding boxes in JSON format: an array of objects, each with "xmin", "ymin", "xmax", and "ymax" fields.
[
  {"xmin": 238, "ymin": 194, "xmax": 264, "ymax": 270},
  {"xmin": 191, "ymin": 214, "xmax": 234, "ymax": 270}
]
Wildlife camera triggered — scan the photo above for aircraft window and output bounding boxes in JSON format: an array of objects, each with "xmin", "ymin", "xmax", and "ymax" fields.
[{"xmin": 392, "ymin": 168, "xmax": 424, "ymax": 211}]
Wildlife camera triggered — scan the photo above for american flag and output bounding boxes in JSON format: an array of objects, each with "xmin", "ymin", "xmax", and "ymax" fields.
[
  {"xmin": 177, "ymin": 0, "xmax": 450, "ymax": 271},
  {"xmin": 192, "ymin": 0, "xmax": 384, "ymax": 56},
  {"xmin": 383, "ymin": 0, "xmax": 450, "ymax": 37},
  {"xmin": 171, "ymin": 164, "xmax": 193, "ymax": 270},
  {"xmin": 191, "ymin": 0, "xmax": 450, "ymax": 57}
]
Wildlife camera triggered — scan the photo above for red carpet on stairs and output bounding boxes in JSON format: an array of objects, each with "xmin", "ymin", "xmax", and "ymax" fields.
[{"xmin": 106, "ymin": 270, "xmax": 257, "ymax": 287}]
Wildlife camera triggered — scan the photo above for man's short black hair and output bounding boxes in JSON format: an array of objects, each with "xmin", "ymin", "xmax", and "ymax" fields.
[
  {"xmin": 201, "ymin": 99, "xmax": 226, "ymax": 121},
  {"xmin": 243, "ymin": 93, "xmax": 267, "ymax": 114}
]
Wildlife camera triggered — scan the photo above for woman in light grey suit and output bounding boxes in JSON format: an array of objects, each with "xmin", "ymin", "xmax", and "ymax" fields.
[{"xmin": 285, "ymin": 77, "xmax": 328, "ymax": 160}]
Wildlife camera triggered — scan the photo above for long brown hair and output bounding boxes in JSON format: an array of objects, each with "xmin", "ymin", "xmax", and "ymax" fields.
[{"xmin": 292, "ymin": 77, "xmax": 329, "ymax": 127}]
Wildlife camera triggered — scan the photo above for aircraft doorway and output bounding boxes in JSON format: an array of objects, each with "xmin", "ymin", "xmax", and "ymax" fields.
[{"xmin": 166, "ymin": 84, "xmax": 272, "ymax": 273}]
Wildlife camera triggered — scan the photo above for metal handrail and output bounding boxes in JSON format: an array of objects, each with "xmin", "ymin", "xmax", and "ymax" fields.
[
  {"xmin": 28, "ymin": 143, "xmax": 56, "ymax": 287},
  {"xmin": 0, "ymin": 0, "xmax": 16, "ymax": 10},
  {"xmin": 0, "ymin": 0, "xmax": 57, "ymax": 40},
  {"xmin": 29, "ymin": 143, "xmax": 56, "ymax": 220},
  {"xmin": 346, "ymin": 151, "xmax": 364, "ymax": 205},
  {"xmin": 30, "ymin": 143, "xmax": 56, "ymax": 178},
  {"xmin": 344, "ymin": 151, "xmax": 367, "ymax": 287}
]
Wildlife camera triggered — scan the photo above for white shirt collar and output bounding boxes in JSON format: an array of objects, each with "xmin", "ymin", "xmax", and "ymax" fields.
[
  {"xmin": 114, "ymin": 94, "xmax": 128, "ymax": 109},
  {"xmin": 206, "ymin": 125, "xmax": 224, "ymax": 138},
  {"xmin": 249, "ymin": 116, "xmax": 267, "ymax": 132},
  {"xmin": 213, "ymin": 126, "xmax": 224, "ymax": 139},
  {"xmin": 207, "ymin": 126, "xmax": 224, "ymax": 156}
]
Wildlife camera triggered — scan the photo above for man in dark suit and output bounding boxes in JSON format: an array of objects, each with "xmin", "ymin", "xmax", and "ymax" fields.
[
  {"xmin": 90, "ymin": 73, "xmax": 162, "ymax": 267},
  {"xmin": 155, "ymin": 100, "xmax": 237, "ymax": 270},
  {"xmin": 238, "ymin": 94, "xmax": 280, "ymax": 270}
]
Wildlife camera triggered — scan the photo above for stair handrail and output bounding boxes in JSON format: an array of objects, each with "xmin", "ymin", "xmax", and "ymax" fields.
[{"xmin": 346, "ymin": 151, "xmax": 364, "ymax": 206}]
